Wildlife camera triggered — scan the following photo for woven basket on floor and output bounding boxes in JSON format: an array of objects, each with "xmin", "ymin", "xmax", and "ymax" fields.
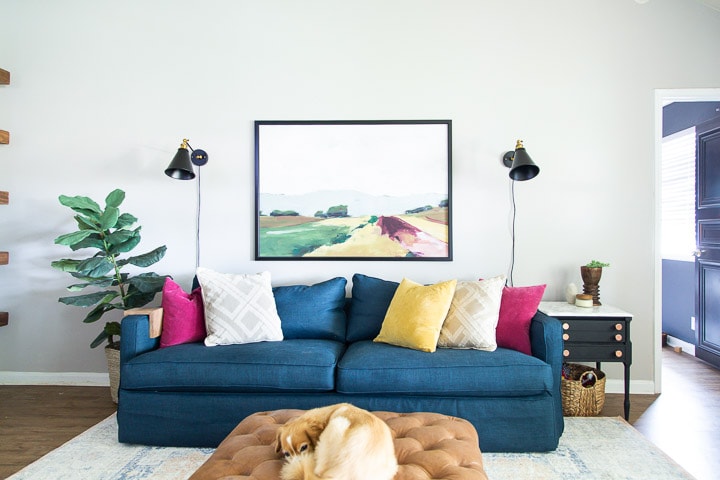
[
  {"xmin": 561, "ymin": 363, "xmax": 606, "ymax": 416},
  {"xmin": 105, "ymin": 344, "xmax": 120, "ymax": 404}
]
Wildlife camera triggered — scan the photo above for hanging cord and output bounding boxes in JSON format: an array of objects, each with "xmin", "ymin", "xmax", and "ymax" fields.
[
  {"xmin": 508, "ymin": 179, "xmax": 517, "ymax": 286},
  {"xmin": 195, "ymin": 165, "xmax": 201, "ymax": 271}
]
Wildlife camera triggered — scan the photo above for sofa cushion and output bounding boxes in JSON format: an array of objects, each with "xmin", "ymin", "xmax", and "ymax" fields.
[
  {"xmin": 337, "ymin": 340, "xmax": 552, "ymax": 397},
  {"xmin": 374, "ymin": 278, "xmax": 457, "ymax": 352},
  {"xmin": 121, "ymin": 339, "xmax": 345, "ymax": 393},
  {"xmin": 346, "ymin": 273, "xmax": 399, "ymax": 342},
  {"xmin": 273, "ymin": 277, "xmax": 347, "ymax": 341}
]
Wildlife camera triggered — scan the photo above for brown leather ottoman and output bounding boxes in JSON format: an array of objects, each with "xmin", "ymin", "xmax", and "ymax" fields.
[{"xmin": 189, "ymin": 409, "xmax": 488, "ymax": 480}]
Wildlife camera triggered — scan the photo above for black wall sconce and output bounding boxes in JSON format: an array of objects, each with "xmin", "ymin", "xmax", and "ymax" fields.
[
  {"xmin": 165, "ymin": 139, "xmax": 209, "ymax": 269},
  {"xmin": 502, "ymin": 140, "xmax": 540, "ymax": 285},
  {"xmin": 503, "ymin": 140, "xmax": 539, "ymax": 181}
]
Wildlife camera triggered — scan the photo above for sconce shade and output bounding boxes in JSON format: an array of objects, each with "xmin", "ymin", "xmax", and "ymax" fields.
[
  {"xmin": 165, "ymin": 146, "xmax": 195, "ymax": 180},
  {"xmin": 503, "ymin": 140, "xmax": 539, "ymax": 181}
]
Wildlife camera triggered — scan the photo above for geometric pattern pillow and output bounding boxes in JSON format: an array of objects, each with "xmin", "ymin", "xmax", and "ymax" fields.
[
  {"xmin": 437, "ymin": 275, "xmax": 506, "ymax": 351},
  {"xmin": 196, "ymin": 268, "xmax": 283, "ymax": 347}
]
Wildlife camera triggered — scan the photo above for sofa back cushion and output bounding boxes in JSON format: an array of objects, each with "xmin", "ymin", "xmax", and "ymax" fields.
[
  {"xmin": 273, "ymin": 277, "xmax": 347, "ymax": 341},
  {"xmin": 346, "ymin": 273, "xmax": 399, "ymax": 342}
]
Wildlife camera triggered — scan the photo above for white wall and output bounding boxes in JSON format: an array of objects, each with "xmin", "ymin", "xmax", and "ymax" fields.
[{"xmin": 0, "ymin": 0, "xmax": 718, "ymax": 391}]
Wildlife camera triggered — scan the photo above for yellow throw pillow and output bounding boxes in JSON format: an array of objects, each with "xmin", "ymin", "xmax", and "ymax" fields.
[{"xmin": 374, "ymin": 278, "xmax": 457, "ymax": 352}]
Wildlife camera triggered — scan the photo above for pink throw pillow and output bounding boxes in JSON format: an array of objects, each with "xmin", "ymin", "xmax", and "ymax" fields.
[
  {"xmin": 159, "ymin": 277, "xmax": 205, "ymax": 348},
  {"xmin": 495, "ymin": 284, "xmax": 546, "ymax": 355}
]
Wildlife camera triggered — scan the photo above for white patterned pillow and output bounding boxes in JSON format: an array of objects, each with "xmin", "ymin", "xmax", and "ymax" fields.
[
  {"xmin": 196, "ymin": 268, "xmax": 283, "ymax": 347},
  {"xmin": 437, "ymin": 275, "xmax": 506, "ymax": 351}
]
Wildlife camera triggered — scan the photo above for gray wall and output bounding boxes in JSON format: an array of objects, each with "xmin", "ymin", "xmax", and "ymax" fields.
[{"xmin": 1, "ymin": 0, "xmax": 719, "ymax": 392}]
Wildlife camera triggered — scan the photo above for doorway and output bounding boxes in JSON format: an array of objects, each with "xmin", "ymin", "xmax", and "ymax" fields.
[{"xmin": 655, "ymin": 89, "xmax": 720, "ymax": 392}]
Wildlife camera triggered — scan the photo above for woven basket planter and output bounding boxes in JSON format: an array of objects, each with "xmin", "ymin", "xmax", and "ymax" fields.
[
  {"xmin": 105, "ymin": 344, "xmax": 120, "ymax": 404},
  {"xmin": 561, "ymin": 363, "xmax": 606, "ymax": 416}
]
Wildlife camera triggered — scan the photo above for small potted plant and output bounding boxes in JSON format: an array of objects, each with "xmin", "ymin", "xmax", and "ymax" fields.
[
  {"xmin": 51, "ymin": 189, "xmax": 168, "ymax": 402},
  {"xmin": 581, "ymin": 260, "xmax": 609, "ymax": 305}
]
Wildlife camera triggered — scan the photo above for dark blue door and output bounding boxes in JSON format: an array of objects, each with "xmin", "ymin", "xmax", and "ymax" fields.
[{"xmin": 696, "ymin": 117, "xmax": 720, "ymax": 369}]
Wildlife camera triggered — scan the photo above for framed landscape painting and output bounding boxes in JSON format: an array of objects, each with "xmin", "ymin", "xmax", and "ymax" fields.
[{"xmin": 254, "ymin": 120, "xmax": 452, "ymax": 260}]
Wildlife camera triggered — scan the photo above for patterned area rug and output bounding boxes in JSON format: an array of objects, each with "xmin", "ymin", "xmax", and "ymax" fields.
[{"xmin": 9, "ymin": 414, "xmax": 694, "ymax": 480}]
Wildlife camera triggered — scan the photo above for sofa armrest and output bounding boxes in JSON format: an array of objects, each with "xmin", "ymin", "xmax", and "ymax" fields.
[
  {"xmin": 124, "ymin": 307, "xmax": 164, "ymax": 338},
  {"xmin": 120, "ymin": 311, "xmax": 161, "ymax": 365},
  {"xmin": 530, "ymin": 310, "xmax": 564, "ymax": 436}
]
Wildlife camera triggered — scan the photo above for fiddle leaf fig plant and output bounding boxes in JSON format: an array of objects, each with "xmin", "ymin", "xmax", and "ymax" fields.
[{"xmin": 52, "ymin": 189, "xmax": 168, "ymax": 348}]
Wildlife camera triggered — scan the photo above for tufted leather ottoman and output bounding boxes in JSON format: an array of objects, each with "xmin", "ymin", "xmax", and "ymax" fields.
[{"xmin": 189, "ymin": 409, "xmax": 488, "ymax": 480}]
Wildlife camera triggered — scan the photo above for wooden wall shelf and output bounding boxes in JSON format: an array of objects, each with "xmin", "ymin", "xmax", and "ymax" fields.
[{"xmin": 1, "ymin": 68, "xmax": 8, "ymax": 327}]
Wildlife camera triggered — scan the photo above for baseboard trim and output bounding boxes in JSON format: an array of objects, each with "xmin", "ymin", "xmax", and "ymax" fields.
[
  {"xmin": 666, "ymin": 335, "xmax": 696, "ymax": 356},
  {"xmin": 605, "ymin": 379, "xmax": 655, "ymax": 395},
  {"xmin": 0, "ymin": 371, "xmax": 109, "ymax": 386}
]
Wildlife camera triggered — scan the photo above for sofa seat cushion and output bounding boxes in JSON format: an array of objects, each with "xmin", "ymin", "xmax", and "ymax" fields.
[
  {"xmin": 121, "ymin": 339, "xmax": 345, "ymax": 393},
  {"xmin": 337, "ymin": 341, "xmax": 552, "ymax": 397}
]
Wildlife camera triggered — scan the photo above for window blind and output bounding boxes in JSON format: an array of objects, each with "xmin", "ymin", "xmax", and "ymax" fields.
[{"xmin": 661, "ymin": 127, "xmax": 696, "ymax": 261}]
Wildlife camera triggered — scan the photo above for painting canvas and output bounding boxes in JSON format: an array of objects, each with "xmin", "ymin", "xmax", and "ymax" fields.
[{"xmin": 255, "ymin": 120, "xmax": 452, "ymax": 260}]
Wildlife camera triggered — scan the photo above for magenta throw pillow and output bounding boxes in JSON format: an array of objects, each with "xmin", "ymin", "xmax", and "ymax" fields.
[
  {"xmin": 159, "ymin": 277, "xmax": 205, "ymax": 348},
  {"xmin": 495, "ymin": 283, "xmax": 546, "ymax": 355}
]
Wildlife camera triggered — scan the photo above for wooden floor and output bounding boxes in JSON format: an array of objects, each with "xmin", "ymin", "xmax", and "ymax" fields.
[{"xmin": 0, "ymin": 347, "xmax": 717, "ymax": 479}]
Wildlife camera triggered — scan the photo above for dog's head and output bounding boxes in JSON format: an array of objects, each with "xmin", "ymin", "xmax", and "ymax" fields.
[{"xmin": 275, "ymin": 417, "xmax": 324, "ymax": 458}]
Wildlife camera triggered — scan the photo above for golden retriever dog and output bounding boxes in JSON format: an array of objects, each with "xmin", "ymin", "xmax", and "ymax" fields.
[{"xmin": 275, "ymin": 403, "xmax": 398, "ymax": 480}]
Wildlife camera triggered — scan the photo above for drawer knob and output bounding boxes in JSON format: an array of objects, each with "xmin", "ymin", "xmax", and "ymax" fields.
[
  {"xmin": 615, "ymin": 323, "xmax": 623, "ymax": 331},
  {"xmin": 563, "ymin": 333, "xmax": 570, "ymax": 341},
  {"xmin": 615, "ymin": 350, "xmax": 623, "ymax": 358},
  {"xmin": 563, "ymin": 323, "xmax": 570, "ymax": 330},
  {"xmin": 615, "ymin": 334, "xmax": 623, "ymax": 342},
  {"xmin": 563, "ymin": 349, "xmax": 570, "ymax": 357}
]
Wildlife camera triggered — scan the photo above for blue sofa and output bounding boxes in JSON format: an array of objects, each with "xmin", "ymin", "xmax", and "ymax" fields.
[{"xmin": 117, "ymin": 274, "xmax": 564, "ymax": 452}]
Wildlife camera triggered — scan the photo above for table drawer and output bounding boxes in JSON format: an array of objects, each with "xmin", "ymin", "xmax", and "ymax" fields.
[
  {"xmin": 563, "ymin": 344, "xmax": 630, "ymax": 361},
  {"xmin": 561, "ymin": 319, "xmax": 628, "ymax": 343}
]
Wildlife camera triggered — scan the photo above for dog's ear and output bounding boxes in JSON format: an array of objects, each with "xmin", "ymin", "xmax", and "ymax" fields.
[
  {"xmin": 274, "ymin": 430, "xmax": 283, "ymax": 453},
  {"xmin": 306, "ymin": 421, "xmax": 324, "ymax": 448}
]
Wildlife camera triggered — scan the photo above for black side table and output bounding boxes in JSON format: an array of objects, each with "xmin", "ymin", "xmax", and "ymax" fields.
[{"xmin": 538, "ymin": 301, "xmax": 633, "ymax": 420}]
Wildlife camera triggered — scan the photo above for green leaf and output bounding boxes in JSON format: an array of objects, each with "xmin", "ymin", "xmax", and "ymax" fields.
[
  {"xmin": 69, "ymin": 234, "xmax": 105, "ymax": 251},
  {"xmin": 106, "ymin": 229, "xmax": 136, "ymax": 245},
  {"xmin": 127, "ymin": 273, "xmax": 167, "ymax": 293},
  {"xmin": 51, "ymin": 259, "xmax": 82, "ymax": 273},
  {"xmin": 105, "ymin": 321, "xmax": 121, "ymax": 336},
  {"xmin": 105, "ymin": 189, "xmax": 125, "ymax": 208},
  {"xmin": 123, "ymin": 246, "xmax": 167, "ymax": 268},
  {"xmin": 115, "ymin": 213, "xmax": 137, "ymax": 229},
  {"xmin": 99, "ymin": 206, "xmax": 120, "ymax": 230},
  {"xmin": 59, "ymin": 195, "xmax": 102, "ymax": 218},
  {"xmin": 82, "ymin": 302, "xmax": 119, "ymax": 323},
  {"xmin": 66, "ymin": 277, "xmax": 115, "ymax": 291},
  {"xmin": 90, "ymin": 329, "xmax": 109, "ymax": 348},
  {"xmin": 76, "ymin": 256, "xmax": 114, "ymax": 277},
  {"xmin": 110, "ymin": 235, "xmax": 142, "ymax": 255},
  {"xmin": 124, "ymin": 289, "xmax": 159, "ymax": 309},
  {"xmin": 59, "ymin": 290, "xmax": 119, "ymax": 307},
  {"xmin": 54, "ymin": 230, "xmax": 95, "ymax": 246},
  {"xmin": 75, "ymin": 214, "xmax": 100, "ymax": 231}
]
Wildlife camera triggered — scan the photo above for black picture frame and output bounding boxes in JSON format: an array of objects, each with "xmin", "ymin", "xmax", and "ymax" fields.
[{"xmin": 255, "ymin": 120, "xmax": 452, "ymax": 261}]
